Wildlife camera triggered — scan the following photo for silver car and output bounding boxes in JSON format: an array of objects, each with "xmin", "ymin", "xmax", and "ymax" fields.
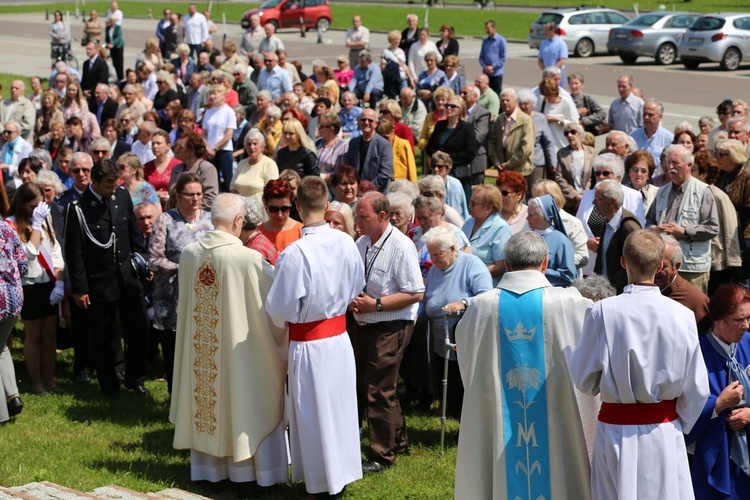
[
  {"xmin": 529, "ymin": 7, "xmax": 630, "ymax": 58},
  {"xmin": 679, "ymin": 13, "xmax": 750, "ymax": 70},
  {"xmin": 607, "ymin": 11, "xmax": 701, "ymax": 65}
]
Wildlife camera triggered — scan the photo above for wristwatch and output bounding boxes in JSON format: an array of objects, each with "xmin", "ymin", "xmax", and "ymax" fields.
[
  {"xmin": 376, "ymin": 298, "xmax": 383, "ymax": 312},
  {"xmin": 460, "ymin": 299, "xmax": 469, "ymax": 310}
]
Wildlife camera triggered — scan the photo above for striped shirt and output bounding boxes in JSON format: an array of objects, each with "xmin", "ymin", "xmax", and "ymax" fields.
[{"xmin": 354, "ymin": 224, "xmax": 424, "ymax": 324}]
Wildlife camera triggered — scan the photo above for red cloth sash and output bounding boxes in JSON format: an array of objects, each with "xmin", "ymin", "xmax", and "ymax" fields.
[
  {"xmin": 289, "ymin": 314, "xmax": 346, "ymax": 342},
  {"xmin": 598, "ymin": 399, "xmax": 678, "ymax": 425}
]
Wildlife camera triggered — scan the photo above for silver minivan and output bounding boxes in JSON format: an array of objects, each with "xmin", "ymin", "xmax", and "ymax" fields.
[
  {"xmin": 678, "ymin": 13, "xmax": 750, "ymax": 70},
  {"xmin": 529, "ymin": 7, "xmax": 630, "ymax": 57}
]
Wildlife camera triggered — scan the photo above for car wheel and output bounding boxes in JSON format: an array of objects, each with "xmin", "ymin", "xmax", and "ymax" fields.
[
  {"xmin": 574, "ymin": 38, "xmax": 594, "ymax": 58},
  {"xmin": 682, "ymin": 60, "xmax": 700, "ymax": 69},
  {"xmin": 720, "ymin": 47, "xmax": 741, "ymax": 71},
  {"xmin": 655, "ymin": 43, "xmax": 677, "ymax": 65},
  {"xmin": 316, "ymin": 17, "xmax": 330, "ymax": 32},
  {"xmin": 620, "ymin": 54, "xmax": 638, "ymax": 64}
]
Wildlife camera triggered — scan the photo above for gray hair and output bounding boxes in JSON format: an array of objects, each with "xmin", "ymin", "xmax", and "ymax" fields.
[
  {"xmin": 421, "ymin": 225, "xmax": 457, "ymax": 252},
  {"xmin": 95, "ymin": 83, "xmax": 110, "ymax": 94},
  {"xmin": 626, "ymin": 136, "xmax": 638, "ymax": 154},
  {"xmin": 593, "ymin": 153, "xmax": 625, "ymax": 180},
  {"xmin": 698, "ymin": 115, "xmax": 715, "ymax": 129},
  {"xmin": 358, "ymin": 50, "xmax": 372, "ymax": 62},
  {"xmin": 424, "ymin": 51, "xmax": 439, "ymax": 62},
  {"xmin": 244, "ymin": 128, "xmax": 266, "ymax": 148},
  {"xmin": 386, "ymin": 179, "xmax": 419, "ymax": 200},
  {"xmin": 232, "ymin": 104, "xmax": 247, "ymax": 120},
  {"xmin": 342, "ymin": 90, "xmax": 357, "ymax": 102},
  {"xmin": 134, "ymin": 201, "xmax": 160, "ymax": 214},
  {"xmin": 412, "ymin": 195, "xmax": 445, "ymax": 215},
  {"xmin": 662, "ymin": 144, "xmax": 694, "ymax": 167},
  {"xmin": 242, "ymin": 196, "xmax": 264, "ymax": 229},
  {"xmin": 504, "ymin": 231, "xmax": 549, "ymax": 270},
  {"xmin": 418, "ymin": 175, "xmax": 446, "ymax": 198},
  {"xmin": 564, "ymin": 121, "xmax": 584, "ymax": 136},
  {"xmin": 727, "ymin": 116, "xmax": 750, "ymax": 133},
  {"xmin": 661, "ymin": 233, "xmax": 683, "ymax": 265},
  {"xmin": 122, "ymin": 84, "xmax": 137, "ymax": 95},
  {"xmin": 572, "ymin": 274, "xmax": 616, "ymax": 302},
  {"xmin": 89, "ymin": 137, "xmax": 111, "ymax": 153},
  {"xmin": 673, "ymin": 121, "xmax": 693, "ymax": 135},
  {"xmin": 234, "ymin": 63, "xmax": 249, "ymax": 76},
  {"xmin": 327, "ymin": 201, "xmax": 355, "ymax": 237},
  {"xmin": 644, "ymin": 98, "xmax": 664, "ymax": 117},
  {"xmin": 4, "ymin": 121, "xmax": 20, "ymax": 133},
  {"xmin": 311, "ymin": 59, "xmax": 328, "ymax": 70},
  {"xmin": 595, "ymin": 179, "xmax": 624, "ymax": 208},
  {"xmin": 499, "ymin": 88, "xmax": 517, "ymax": 100},
  {"xmin": 71, "ymin": 151, "xmax": 93, "ymax": 168},
  {"xmin": 36, "ymin": 169, "xmax": 66, "ymax": 194},
  {"xmin": 29, "ymin": 149, "xmax": 53, "ymax": 169},
  {"xmin": 176, "ymin": 43, "xmax": 190, "ymax": 56},
  {"xmin": 386, "ymin": 192, "xmax": 415, "ymax": 219},
  {"xmin": 266, "ymin": 105, "xmax": 282, "ymax": 119},
  {"xmin": 257, "ymin": 90, "xmax": 273, "ymax": 102},
  {"xmin": 463, "ymin": 85, "xmax": 480, "ymax": 99},
  {"xmin": 211, "ymin": 193, "xmax": 245, "ymax": 225},
  {"xmin": 516, "ymin": 88, "xmax": 537, "ymax": 107},
  {"xmin": 542, "ymin": 66, "xmax": 562, "ymax": 78}
]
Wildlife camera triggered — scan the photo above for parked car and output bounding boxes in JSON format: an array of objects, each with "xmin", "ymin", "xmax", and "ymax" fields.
[
  {"xmin": 608, "ymin": 11, "xmax": 701, "ymax": 65},
  {"xmin": 678, "ymin": 13, "xmax": 750, "ymax": 70},
  {"xmin": 529, "ymin": 7, "xmax": 630, "ymax": 57},
  {"xmin": 241, "ymin": 0, "xmax": 331, "ymax": 32}
]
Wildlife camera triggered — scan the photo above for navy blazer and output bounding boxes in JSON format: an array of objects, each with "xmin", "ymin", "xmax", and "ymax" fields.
[
  {"xmin": 344, "ymin": 134, "xmax": 394, "ymax": 193},
  {"xmin": 81, "ymin": 56, "xmax": 109, "ymax": 94}
]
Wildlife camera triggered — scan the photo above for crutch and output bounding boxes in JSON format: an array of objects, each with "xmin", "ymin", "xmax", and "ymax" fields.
[{"xmin": 440, "ymin": 308, "xmax": 461, "ymax": 455}]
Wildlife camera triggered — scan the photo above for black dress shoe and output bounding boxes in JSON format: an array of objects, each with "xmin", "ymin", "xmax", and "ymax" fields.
[
  {"xmin": 362, "ymin": 460, "xmax": 389, "ymax": 473},
  {"xmin": 7, "ymin": 396, "xmax": 23, "ymax": 417},
  {"xmin": 124, "ymin": 383, "xmax": 149, "ymax": 396}
]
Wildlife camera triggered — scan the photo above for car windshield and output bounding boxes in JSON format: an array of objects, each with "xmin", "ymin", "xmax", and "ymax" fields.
[
  {"xmin": 626, "ymin": 14, "xmax": 663, "ymax": 27},
  {"xmin": 534, "ymin": 13, "xmax": 563, "ymax": 25},
  {"xmin": 260, "ymin": 0, "xmax": 283, "ymax": 8},
  {"xmin": 690, "ymin": 17, "xmax": 725, "ymax": 31}
]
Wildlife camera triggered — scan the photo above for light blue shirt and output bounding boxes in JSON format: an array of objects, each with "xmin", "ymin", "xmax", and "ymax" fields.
[
  {"xmin": 608, "ymin": 93, "xmax": 644, "ymax": 135},
  {"xmin": 339, "ymin": 106, "xmax": 363, "ymax": 139},
  {"xmin": 348, "ymin": 62, "xmax": 384, "ymax": 95},
  {"xmin": 478, "ymin": 33, "xmax": 507, "ymax": 77},
  {"xmin": 420, "ymin": 251, "xmax": 493, "ymax": 359},
  {"xmin": 630, "ymin": 124, "xmax": 674, "ymax": 175},
  {"xmin": 257, "ymin": 65, "xmax": 293, "ymax": 100},
  {"xmin": 538, "ymin": 36, "xmax": 568, "ymax": 86},
  {"xmin": 446, "ymin": 175, "xmax": 468, "ymax": 220},
  {"xmin": 462, "ymin": 213, "xmax": 512, "ymax": 286}
]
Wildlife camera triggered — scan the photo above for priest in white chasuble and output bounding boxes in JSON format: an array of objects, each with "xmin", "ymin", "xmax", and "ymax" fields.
[
  {"xmin": 455, "ymin": 231, "xmax": 598, "ymax": 500},
  {"xmin": 170, "ymin": 194, "xmax": 289, "ymax": 492}
]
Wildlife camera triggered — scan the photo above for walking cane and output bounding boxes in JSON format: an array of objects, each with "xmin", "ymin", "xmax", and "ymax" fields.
[{"xmin": 440, "ymin": 308, "xmax": 460, "ymax": 455}]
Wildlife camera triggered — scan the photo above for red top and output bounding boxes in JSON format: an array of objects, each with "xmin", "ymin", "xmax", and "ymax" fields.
[
  {"xmin": 394, "ymin": 122, "xmax": 415, "ymax": 152},
  {"xmin": 245, "ymin": 231, "xmax": 279, "ymax": 266},
  {"xmin": 226, "ymin": 89, "xmax": 240, "ymax": 107},
  {"xmin": 143, "ymin": 158, "xmax": 182, "ymax": 193}
]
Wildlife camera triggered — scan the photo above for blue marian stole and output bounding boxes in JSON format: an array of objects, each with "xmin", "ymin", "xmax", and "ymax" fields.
[{"xmin": 498, "ymin": 288, "xmax": 551, "ymax": 500}]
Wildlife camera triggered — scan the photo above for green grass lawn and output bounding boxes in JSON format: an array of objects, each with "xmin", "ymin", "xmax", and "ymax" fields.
[
  {"xmin": 2, "ymin": 1, "xmax": 749, "ymax": 40},
  {"xmin": 1, "ymin": 332, "xmax": 459, "ymax": 498}
]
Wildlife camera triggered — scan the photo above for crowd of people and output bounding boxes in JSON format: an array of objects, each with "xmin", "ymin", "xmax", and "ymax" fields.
[{"xmin": 1, "ymin": 4, "xmax": 750, "ymax": 500}]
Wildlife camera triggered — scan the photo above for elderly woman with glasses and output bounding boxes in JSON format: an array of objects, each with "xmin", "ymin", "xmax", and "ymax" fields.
[
  {"xmin": 149, "ymin": 173, "xmax": 213, "ymax": 394},
  {"xmin": 117, "ymin": 152, "xmax": 159, "ymax": 207},
  {"xmin": 555, "ymin": 121, "xmax": 595, "ymax": 214},
  {"xmin": 387, "ymin": 191, "xmax": 417, "ymax": 237},
  {"xmin": 241, "ymin": 196, "xmax": 278, "ymax": 265},
  {"xmin": 420, "ymin": 226, "xmax": 491, "ymax": 418},
  {"xmin": 259, "ymin": 104, "xmax": 283, "ymax": 156},
  {"xmin": 417, "ymin": 85, "xmax": 453, "ymax": 152},
  {"xmin": 462, "ymin": 184, "xmax": 511, "ymax": 286},
  {"xmin": 625, "ymin": 150, "xmax": 659, "ymax": 214},
  {"xmin": 442, "ymin": 55, "xmax": 465, "ymax": 97},
  {"xmin": 315, "ymin": 112, "xmax": 348, "ymax": 177},
  {"xmin": 231, "ymin": 129, "xmax": 279, "ymax": 197},
  {"xmin": 379, "ymin": 99, "xmax": 415, "ymax": 149},
  {"xmin": 430, "ymin": 151, "xmax": 468, "ymax": 220},
  {"xmin": 425, "ymin": 95, "xmax": 478, "ymax": 197},
  {"xmin": 687, "ymin": 284, "xmax": 750, "ymax": 499},
  {"xmin": 116, "ymin": 85, "xmax": 147, "ymax": 126},
  {"xmin": 258, "ymin": 178, "xmax": 303, "ymax": 252}
]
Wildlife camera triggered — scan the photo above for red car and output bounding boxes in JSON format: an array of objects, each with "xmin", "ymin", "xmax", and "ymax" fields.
[{"xmin": 241, "ymin": 0, "xmax": 332, "ymax": 32}]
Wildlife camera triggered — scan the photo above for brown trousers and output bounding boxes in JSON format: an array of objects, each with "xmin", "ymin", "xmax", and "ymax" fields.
[{"xmin": 354, "ymin": 320, "xmax": 413, "ymax": 465}]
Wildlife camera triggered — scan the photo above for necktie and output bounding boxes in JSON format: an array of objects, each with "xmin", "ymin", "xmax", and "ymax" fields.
[
  {"xmin": 588, "ymin": 209, "xmax": 606, "ymax": 238},
  {"xmin": 708, "ymin": 334, "xmax": 750, "ymax": 476}
]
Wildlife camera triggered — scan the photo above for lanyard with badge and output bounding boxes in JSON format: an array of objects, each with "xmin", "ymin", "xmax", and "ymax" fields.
[{"xmin": 363, "ymin": 227, "xmax": 393, "ymax": 294}]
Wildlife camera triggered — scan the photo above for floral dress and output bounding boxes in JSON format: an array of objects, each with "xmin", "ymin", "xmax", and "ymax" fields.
[
  {"xmin": 0, "ymin": 221, "xmax": 28, "ymax": 321},
  {"xmin": 148, "ymin": 209, "xmax": 213, "ymax": 331}
]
